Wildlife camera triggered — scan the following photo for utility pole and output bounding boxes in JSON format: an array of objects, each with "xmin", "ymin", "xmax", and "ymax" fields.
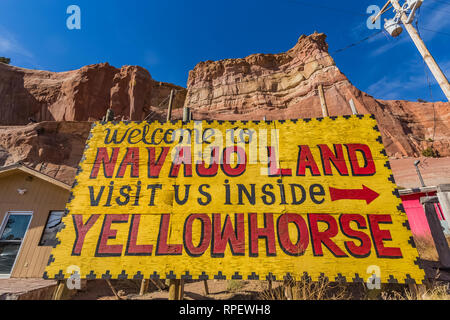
[
  {"xmin": 391, "ymin": 0, "xmax": 450, "ymax": 100},
  {"xmin": 374, "ymin": 0, "xmax": 450, "ymax": 101},
  {"xmin": 166, "ymin": 89, "xmax": 176, "ymax": 122},
  {"xmin": 413, "ymin": 160, "xmax": 426, "ymax": 187},
  {"xmin": 317, "ymin": 84, "xmax": 329, "ymax": 117}
]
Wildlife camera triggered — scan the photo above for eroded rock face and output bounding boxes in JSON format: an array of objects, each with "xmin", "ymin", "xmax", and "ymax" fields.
[
  {"xmin": 0, "ymin": 32, "xmax": 449, "ymax": 186},
  {"xmin": 184, "ymin": 33, "xmax": 450, "ymax": 158},
  {"xmin": 0, "ymin": 62, "xmax": 186, "ymax": 125},
  {"xmin": 0, "ymin": 122, "xmax": 92, "ymax": 185}
]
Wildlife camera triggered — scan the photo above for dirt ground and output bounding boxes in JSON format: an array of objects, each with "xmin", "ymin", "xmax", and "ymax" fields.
[{"xmin": 71, "ymin": 279, "xmax": 283, "ymax": 300}]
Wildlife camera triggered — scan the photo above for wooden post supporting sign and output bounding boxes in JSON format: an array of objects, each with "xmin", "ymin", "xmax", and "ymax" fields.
[
  {"xmin": 150, "ymin": 279, "xmax": 165, "ymax": 291},
  {"xmin": 203, "ymin": 280, "xmax": 209, "ymax": 296},
  {"xmin": 178, "ymin": 280, "xmax": 185, "ymax": 300},
  {"xmin": 139, "ymin": 279, "xmax": 149, "ymax": 296},
  {"xmin": 52, "ymin": 281, "xmax": 66, "ymax": 300},
  {"xmin": 168, "ymin": 279, "xmax": 183, "ymax": 300},
  {"xmin": 105, "ymin": 279, "xmax": 121, "ymax": 300}
]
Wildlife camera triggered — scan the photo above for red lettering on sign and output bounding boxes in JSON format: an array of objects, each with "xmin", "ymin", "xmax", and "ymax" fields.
[
  {"xmin": 212, "ymin": 214, "xmax": 245, "ymax": 257},
  {"xmin": 156, "ymin": 214, "xmax": 183, "ymax": 255},
  {"xmin": 147, "ymin": 147, "xmax": 170, "ymax": 178},
  {"xmin": 90, "ymin": 148, "xmax": 120, "ymax": 178},
  {"xmin": 125, "ymin": 215, "xmax": 153, "ymax": 256},
  {"xmin": 277, "ymin": 214, "xmax": 309, "ymax": 256},
  {"xmin": 296, "ymin": 146, "xmax": 321, "ymax": 176},
  {"xmin": 318, "ymin": 144, "xmax": 349, "ymax": 176},
  {"xmin": 183, "ymin": 214, "xmax": 212, "ymax": 257},
  {"xmin": 368, "ymin": 215, "xmax": 403, "ymax": 259},
  {"xmin": 221, "ymin": 146, "xmax": 247, "ymax": 177},
  {"xmin": 71, "ymin": 215, "xmax": 100, "ymax": 256},
  {"xmin": 116, "ymin": 147, "xmax": 140, "ymax": 178},
  {"xmin": 339, "ymin": 214, "xmax": 372, "ymax": 258},
  {"xmin": 169, "ymin": 147, "xmax": 193, "ymax": 177},
  {"xmin": 345, "ymin": 144, "xmax": 376, "ymax": 176},
  {"xmin": 308, "ymin": 214, "xmax": 347, "ymax": 257},
  {"xmin": 196, "ymin": 147, "xmax": 219, "ymax": 177},
  {"xmin": 95, "ymin": 214, "xmax": 129, "ymax": 257},
  {"xmin": 267, "ymin": 147, "xmax": 292, "ymax": 176},
  {"xmin": 248, "ymin": 213, "xmax": 276, "ymax": 257}
]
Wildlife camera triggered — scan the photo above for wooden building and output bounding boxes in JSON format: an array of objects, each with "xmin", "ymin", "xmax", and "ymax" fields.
[
  {"xmin": 0, "ymin": 163, "xmax": 70, "ymax": 279},
  {"xmin": 400, "ymin": 186, "xmax": 449, "ymax": 239}
]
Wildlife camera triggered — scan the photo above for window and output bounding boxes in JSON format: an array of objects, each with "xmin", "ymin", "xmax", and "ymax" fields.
[
  {"xmin": 39, "ymin": 211, "xmax": 65, "ymax": 246},
  {"xmin": 0, "ymin": 212, "xmax": 32, "ymax": 276}
]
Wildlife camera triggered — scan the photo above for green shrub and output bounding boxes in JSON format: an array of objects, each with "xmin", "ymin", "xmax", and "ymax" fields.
[
  {"xmin": 0, "ymin": 57, "xmax": 11, "ymax": 64},
  {"xmin": 422, "ymin": 147, "xmax": 439, "ymax": 158}
]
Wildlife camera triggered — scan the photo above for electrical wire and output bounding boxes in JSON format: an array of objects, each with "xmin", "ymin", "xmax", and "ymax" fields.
[
  {"xmin": 297, "ymin": 31, "xmax": 384, "ymax": 64},
  {"xmin": 284, "ymin": 0, "xmax": 367, "ymax": 16},
  {"xmin": 332, "ymin": 31, "xmax": 384, "ymax": 54},
  {"xmin": 421, "ymin": 2, "xmax": 450, "ymax": 14},
  {"xmin": 419, "ymin": 27, "xmax": 450, "ymax": 37},
  {"xmin": 428, "ymin": 0, "xmax": 450, "ymax": 6},
  {"xmin": 187, "ymin": 29, "xmax": 386, "ymax": 95},
  {"xmin": 143, "ymin": 89, "xmax": 183, "ymax": 121},
  {"xmin": 143, "ymin": 94, "xmax": 171, "ymax": 121}
]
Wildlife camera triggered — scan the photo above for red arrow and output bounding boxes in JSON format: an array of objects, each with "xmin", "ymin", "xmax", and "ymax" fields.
[{"xmin": 329, "ymin": 185, "xmax": 380, "ymax": 205}]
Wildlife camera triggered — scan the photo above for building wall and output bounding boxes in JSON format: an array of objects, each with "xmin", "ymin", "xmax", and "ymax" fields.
[
  {"xmin": 0, "ymin": 171, "xmax": 69, "ymax": 278},
  {"xmin": 401, "ymin": 191, "xmax": 445, "ymax": 239}
]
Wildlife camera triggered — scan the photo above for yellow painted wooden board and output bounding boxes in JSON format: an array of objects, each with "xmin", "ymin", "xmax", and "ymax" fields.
[{"xmin": 45, "ymin": 115, "xmax": 425, "ymax": 284}]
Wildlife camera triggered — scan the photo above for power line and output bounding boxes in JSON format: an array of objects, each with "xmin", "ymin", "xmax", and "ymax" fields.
[
  {"xmin": 284, "ymin": 0, "xmax": 367, "ymax": 17},
  {"xmin": 419, "ymin": 27, "xmax": 450, "ymax": 37},
  {"xmin": 143, "ymin": 93, "xmax": 171, "ymax": 121},
  {"xmin": 412, "ymin": 2, "xmax": 450, "ymax": 37},
  {"xmin": 332, "ymin": 31, "xmax": 384, "ymax": 54},
  {"xmin": 191, "ymin": 30, "xmax": 387, "ymax": 93},
  {"xmin": 291, "ymin": 31, "xmax": 385, "ymax": 69},
  {"xmin": 428, "ymin": 0, "xmax": 450, "ymax": 6},
  {"xmin": 421, "ymin": 2, "xmax": 450, "ymax": 14}
]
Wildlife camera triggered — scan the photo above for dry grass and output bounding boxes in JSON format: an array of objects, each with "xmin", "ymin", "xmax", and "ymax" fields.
[
  {"xmin": 259, "ymin": 280, "xmax": 450, "ymax": 300},
  {"xmin": 413, "ymin": 236, "xmax": 450, "ymax": 261},
  {"xmin": 382, "ymin": 283, "xmax": 450, "ymax": 300},
  {"xmin": 257, "ymin": 276, "xmax": 450, "ymax": 300},
  {"xmin": 227, "ymin": 280, "xmax": 247, "ymax": 292},
  {"xmin": 414, "ymin": 236, "xmax": 440, "ymax": 261},
  {"xmin": 258, "ymin": 277, "xmax": 350, "ymax": 300}
]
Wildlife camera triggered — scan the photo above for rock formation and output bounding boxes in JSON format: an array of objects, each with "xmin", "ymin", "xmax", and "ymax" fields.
[
  {"xmin": 184, "ymin": 33, "xmax": 449, "ymax": 158},
  {"xmin": 0, "ymin": 32, "xmax": 449, "ymax": 186},
  {"xmin": 0, "ymin": 122, "xmax": 91, "ymax": 185},
  {"xmin": 0, "ymin": 62, "xmax": 186, "ymax": 125}
]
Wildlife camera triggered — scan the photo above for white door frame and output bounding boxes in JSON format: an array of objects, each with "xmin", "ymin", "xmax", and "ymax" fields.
[{"xmin": 0, "ymin": 211, "xmax": 33, "ymax": 278}]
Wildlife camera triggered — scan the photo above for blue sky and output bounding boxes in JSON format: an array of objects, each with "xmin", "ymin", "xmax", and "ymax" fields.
[{"xmin": 0, "ymin": 0, "xmax": 449, "ymax": 102}]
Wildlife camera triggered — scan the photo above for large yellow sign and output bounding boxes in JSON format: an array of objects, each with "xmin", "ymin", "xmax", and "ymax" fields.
[{"xmin": 45, "ymin": 115, "xmax": 425, "ymax": 284}]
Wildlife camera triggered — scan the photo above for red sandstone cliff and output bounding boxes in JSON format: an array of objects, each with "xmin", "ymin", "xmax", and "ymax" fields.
[
  {"xmin": 0, "ymin": 122, "xmax": 91, "ymax": 184},
  {"xmin": 184, "ymin": 33, "xmax": 449, "ymax": 158},
  {"xmin": 0, "ymin": 32, "xmax": 449, "ymax": 186},
  {"xmin": 0, "ymin": 63, "xmax": 186, "ymax": 184},
  {"xmin": 0, "ymin": 62, "xmax": 186, "ymax": 124}
]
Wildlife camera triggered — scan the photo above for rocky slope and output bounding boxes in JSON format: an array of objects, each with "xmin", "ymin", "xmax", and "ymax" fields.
[
  {"xmin": 0, "ymin": 32, "xmax": 449, "ymax": 185},
  {"xmin": 184, "ymin": 32, "xmax": 449, "ymax": 158},
  {"xmin": 0, "ymin": 122, "xmax": 91, "ymax": 184},
  {"xmin": 0, "ymin": 62, "xmax": 186, "ymax": 124}
]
